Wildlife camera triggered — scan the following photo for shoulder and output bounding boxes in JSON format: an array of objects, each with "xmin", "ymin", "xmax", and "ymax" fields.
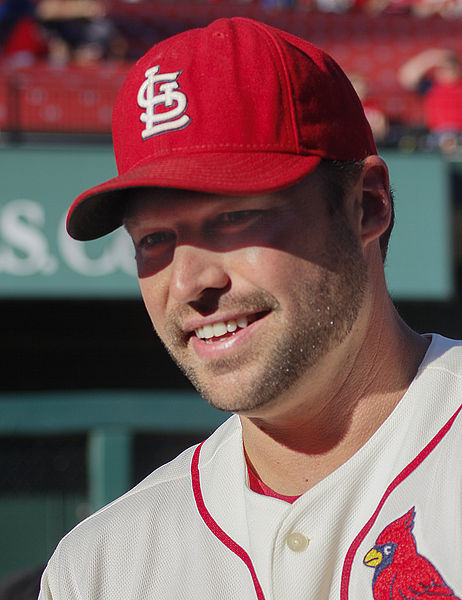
[
  {"xmin": 53, "ymin": 415, "xmax": 241, "ymax": 551},
  {"xmin": 413, "ymin": 334, "xmax": 462, "ymax": 428},
  {"xmin": 421, "ymin": 334, "xmax": 462, "ymax": 378},
  {"xmin": 41, "ymin": 415, "xmax": 242, "ymax": 598}
]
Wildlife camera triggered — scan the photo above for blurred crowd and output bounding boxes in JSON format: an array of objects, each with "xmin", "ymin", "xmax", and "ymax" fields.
[
  {"xmin": 2, "ymin": 0, "xmax": 462, "ymax": 69},
  {"xmin": 347, "ymin": 49, "xmax": 462, "ymax": 153},
  {"xmin": 262, "ymin": 0, "xmax": 462, "ymax": 15},
  {"xmin": 399, "ymin": 48, "xmax": 462, "ymax": 152},
  {"xmin": 2, "ymin": 0, "xmax": 462, "ymax": 152},
  {"xmin": 0, "ymin": 0, "xmax": 128, "ymax": 67},
  {"xmin": 2, "ymin": 0, "xmax": 462, "ymax": 70}
]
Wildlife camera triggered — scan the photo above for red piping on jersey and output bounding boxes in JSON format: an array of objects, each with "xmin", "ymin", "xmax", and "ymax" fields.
[
  {"xmin": 340, "ymin": 401, "xmax": 462, "ymax": 599},
  {"xmin": 191, "ymin": 442, "xmax": 266, "ymax": 600}
]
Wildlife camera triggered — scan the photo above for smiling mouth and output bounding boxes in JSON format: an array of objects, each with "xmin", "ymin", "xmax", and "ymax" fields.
[{"xmin": 194, "ymin": 312, "xmax": 268, "ymax": 343}]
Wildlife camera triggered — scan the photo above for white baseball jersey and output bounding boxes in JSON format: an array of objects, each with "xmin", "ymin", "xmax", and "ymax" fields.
[{"xmin": 39, "ymin": 334, "xmax": 462, "ymax": 600}]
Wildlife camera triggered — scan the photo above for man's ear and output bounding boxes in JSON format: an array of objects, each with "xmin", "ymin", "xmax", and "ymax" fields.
[{"xmin": 359, "ymin": 156, "xmax": 392, "ymax": 249}]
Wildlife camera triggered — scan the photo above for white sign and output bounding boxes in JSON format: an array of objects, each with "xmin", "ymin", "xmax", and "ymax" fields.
[{"xmin": 0, "ymin": 198, "xmax": 137, "ymax": 294}]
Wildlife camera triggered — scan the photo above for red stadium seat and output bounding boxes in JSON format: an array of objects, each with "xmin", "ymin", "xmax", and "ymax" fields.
[{"xmin": 1, "ymin": 5, "xmax": 462, "ymax": 134}]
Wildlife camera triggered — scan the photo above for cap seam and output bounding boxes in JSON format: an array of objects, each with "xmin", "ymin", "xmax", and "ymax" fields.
[
  {"xmin": 82, "ymin": 154, "xmax": 321, "ymax": 195},
  {"xmin": 142, "ymin": 156, "xmax": 316, "ymax": 177},
  {"xmin": 246, "ymin": 19, "xmax": 300, "ymax": 153},
  {"xmin": 124, "ymin": 145, "xmax": 321, "ymax": 173}
]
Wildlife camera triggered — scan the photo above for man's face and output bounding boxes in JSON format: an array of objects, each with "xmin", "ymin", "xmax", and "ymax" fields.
[{"xmin": 124, "ymin": 172, "xmax": 368, "ymax": 415}]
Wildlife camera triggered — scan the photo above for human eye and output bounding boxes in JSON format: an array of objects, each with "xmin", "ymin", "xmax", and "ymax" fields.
[
  {"xmin": 213, "ymin": 210, "xmax": 263, "ymax": 229},
  {"xmin": 136, "ymin": 230, "xmax": 175, "ymax": 252}
]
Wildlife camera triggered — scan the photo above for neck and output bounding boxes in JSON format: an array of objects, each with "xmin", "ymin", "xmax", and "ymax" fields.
[{"xmin": 239, "ymin": 298, "xmax": 430, "ymax": 497}]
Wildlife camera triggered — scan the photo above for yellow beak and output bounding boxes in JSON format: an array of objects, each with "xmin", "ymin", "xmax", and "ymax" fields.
[{"xmin": 364, "ymin": 548, "xmax": 383, "ymax": 568}]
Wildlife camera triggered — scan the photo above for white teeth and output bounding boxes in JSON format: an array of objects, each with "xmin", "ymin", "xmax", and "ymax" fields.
[
  {"xmin": 195, "ymin": 317, "xmax": 249, "ymax": 340},
  {"xmin": 227, "ymin": 320, "xmax": 237, "ymax": 333},
  {"xmin": 202, "ymin": 325, "xmax": 214, "ymax": 339},
  {"xmin": 237, "ymin": 316, "xmax": 248, "ymax": 328},
  {"xmin": 213, "ymin": 322, "xmax": 227, "ymax": 337}
]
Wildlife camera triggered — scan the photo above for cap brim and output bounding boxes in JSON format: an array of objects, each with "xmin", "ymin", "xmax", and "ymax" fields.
[{"xmin": 67, "ymin": 151, "xmax": 322, "ymax": 240}]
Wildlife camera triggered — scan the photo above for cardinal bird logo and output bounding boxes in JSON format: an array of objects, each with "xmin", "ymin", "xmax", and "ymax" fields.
[{"xmin": 363, "ymin": 507, "xmax": 460, "ymax": 599}]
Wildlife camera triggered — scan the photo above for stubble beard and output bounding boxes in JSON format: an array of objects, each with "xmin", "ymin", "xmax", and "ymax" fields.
[{"xmin": 158, "ymin": 220, "xmax": 368, "ymax": 414}]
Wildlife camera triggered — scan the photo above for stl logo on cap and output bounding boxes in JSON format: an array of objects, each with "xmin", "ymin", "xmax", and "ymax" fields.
[{"xmin": 137, "ymin": 65, "xmax": 191, "ymax": 140}]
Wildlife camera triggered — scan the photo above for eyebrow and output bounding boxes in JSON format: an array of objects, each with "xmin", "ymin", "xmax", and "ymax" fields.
[
  {"xmin": 122, "ymin": 212, "xmax": 156, "ymax": 231},
  {"xmin": 122, "ymin": 215, "xmax": 137, "ymax": 228}
]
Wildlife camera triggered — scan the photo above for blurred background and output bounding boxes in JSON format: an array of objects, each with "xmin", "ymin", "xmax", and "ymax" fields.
[{"xmin": 1, "ymin": 0, "xmax": 462, "ymax": 596}]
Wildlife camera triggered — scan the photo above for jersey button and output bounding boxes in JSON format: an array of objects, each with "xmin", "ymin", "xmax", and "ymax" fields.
[{"xmin": 286, "ymin": 532, "xmax": 310, "ymax": 552}]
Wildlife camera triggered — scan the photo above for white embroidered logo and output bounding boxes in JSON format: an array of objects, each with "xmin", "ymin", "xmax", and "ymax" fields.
[{"xmin": 137, "ymin": 65, "xmax": 190, "ymax": 140}]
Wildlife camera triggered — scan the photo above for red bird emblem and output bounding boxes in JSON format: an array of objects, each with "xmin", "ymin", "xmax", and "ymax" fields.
[{"xmin": 363, "ymin": 508, "xmax": 460, "ymax": 599}]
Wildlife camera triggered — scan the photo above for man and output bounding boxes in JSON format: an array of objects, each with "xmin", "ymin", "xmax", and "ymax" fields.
[
  {"xmin": 399, "ymin": 48, "xmax": 462, "ymax": 153},
  {"xmin": 39, "ymin": 17, "xmax": 462, "ymax": 600}
]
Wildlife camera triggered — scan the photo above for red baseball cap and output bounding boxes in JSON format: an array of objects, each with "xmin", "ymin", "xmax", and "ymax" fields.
[{"xmin": 67, "ymin": 17, "xmax": 377, "ymax": 240}]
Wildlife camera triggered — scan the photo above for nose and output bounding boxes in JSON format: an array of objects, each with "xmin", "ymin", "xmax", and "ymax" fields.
[{"xmin": 169, "ymin": 244, "xmax": 230, "ymax": 304}]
